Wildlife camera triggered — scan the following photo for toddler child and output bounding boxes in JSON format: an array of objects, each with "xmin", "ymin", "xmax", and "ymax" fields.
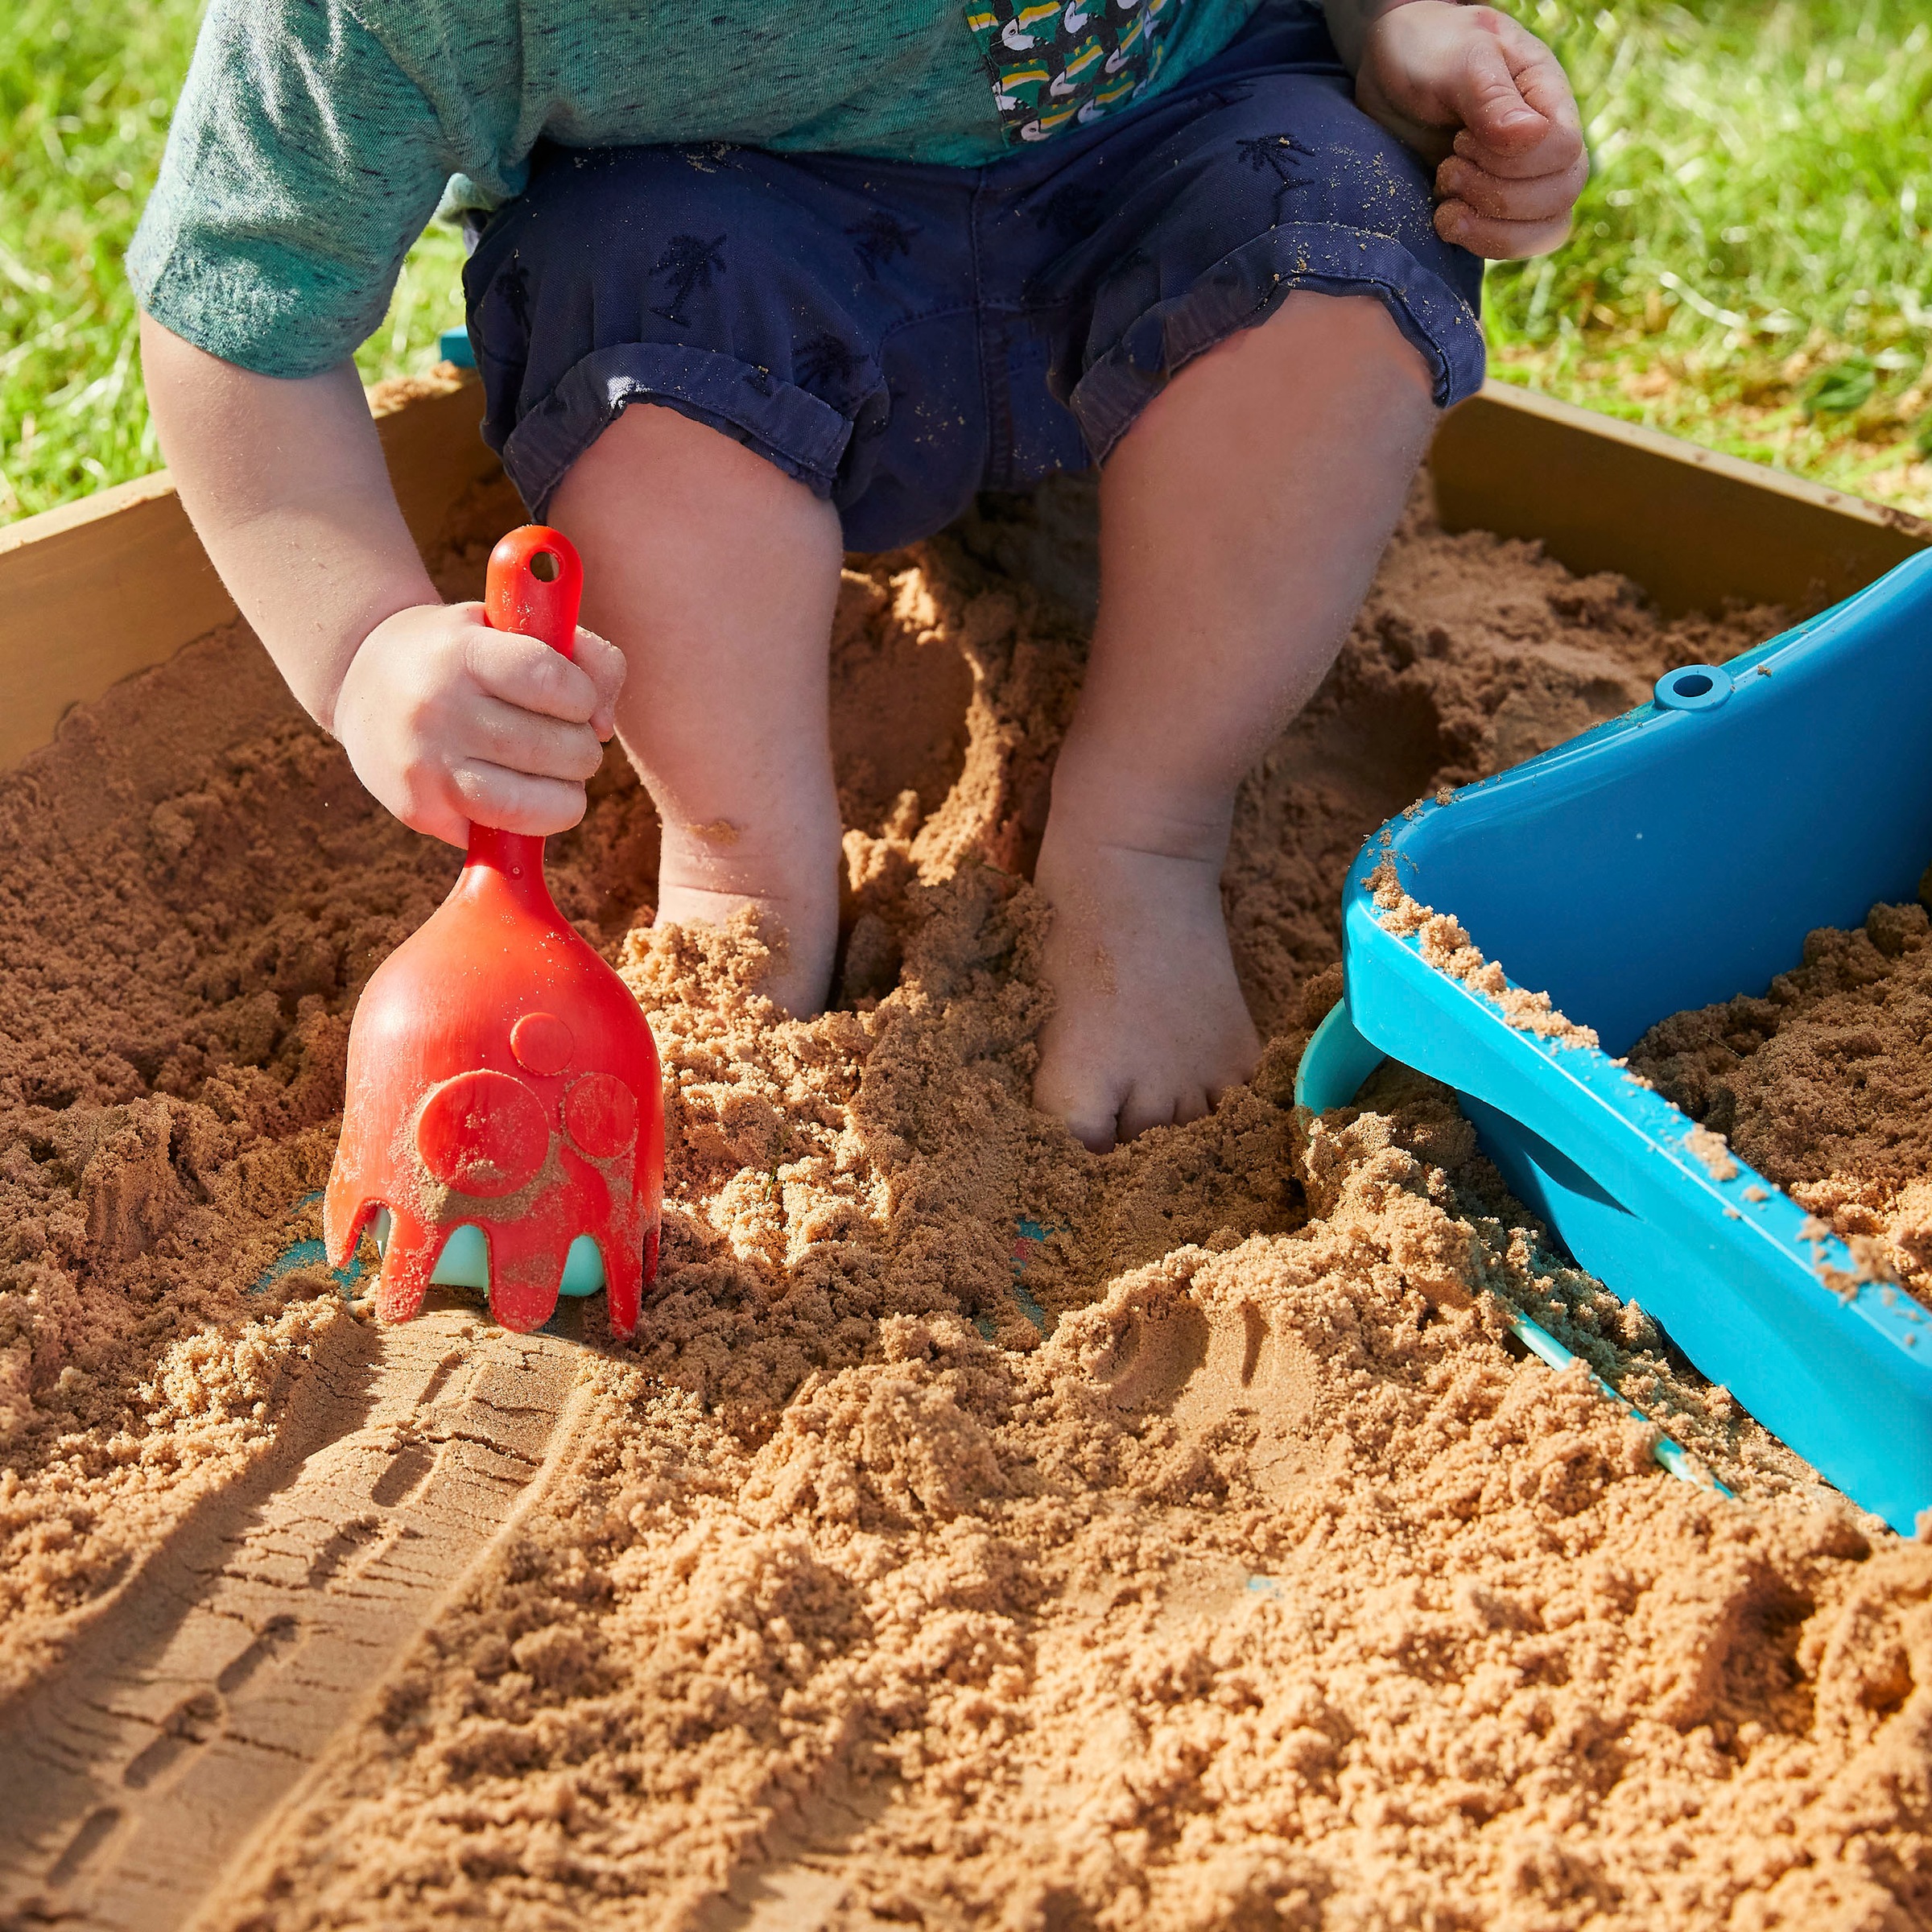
[{"xmin": 131, "ymin": 0, "xmax": 1583, "ymax": 1149}]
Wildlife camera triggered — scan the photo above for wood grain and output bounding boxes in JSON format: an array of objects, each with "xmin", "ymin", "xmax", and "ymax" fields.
[
  {"xmin": 4, "ymin": 377, "xmax": 1928, "ymax": 774},
  {"xmin": 0, "ymin": 381, "xmax": 502, "ymax": 771},
  {"xmin": 1432, "ymin": 381, "xmax": 1931, "ymax": 617}
]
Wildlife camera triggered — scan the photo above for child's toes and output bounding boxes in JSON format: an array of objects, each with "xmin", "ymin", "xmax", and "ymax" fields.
[
  {"xmin": 1047, "ymin": 1076, "xmax": 1125, "ymax": 1154},
  {"xmin": 1113, "ymin": 1092, "xmax": 1158, "ymax": 1144},
  {"xmin": 1118, "ymin": 1082, "xmax": 1183, "ymax": 1143}
]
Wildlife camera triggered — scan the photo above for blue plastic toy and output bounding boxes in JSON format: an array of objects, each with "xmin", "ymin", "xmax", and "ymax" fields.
[{"xmin": 1296, "ymin": 549, "xmax": 1932, "ymax": 1534}]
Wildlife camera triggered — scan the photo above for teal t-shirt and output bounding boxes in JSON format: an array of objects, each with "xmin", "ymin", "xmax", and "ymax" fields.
[{"xmin": 129, "ymin": 0, "xmax": 1262, "ymax": 379}]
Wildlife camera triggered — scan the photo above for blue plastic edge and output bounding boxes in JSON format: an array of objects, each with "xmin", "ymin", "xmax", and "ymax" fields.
[
  {"xmin": 1296, "ymin": 1002, "xmax": 1387, "ymax": 1113},
  {"xmin": 1307, "ymin": 560, "xmax": 1932, "ymax": 1534},
  {"xmin": 1292, "ymin": 1004, "xmax": 1733, "ymax": 1499},
  {"xmin": 1339, "ymin": 906, "xmax": 1931, "ymax": 1531}
]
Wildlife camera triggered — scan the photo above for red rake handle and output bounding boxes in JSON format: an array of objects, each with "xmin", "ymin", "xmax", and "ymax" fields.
[
  {"xmin": 465, "ymin": 527, "xmax": 586, "ymax": 871},
  {"xmin": 485, "ymin": 525, "xmax": 584, "ymax": 656}
]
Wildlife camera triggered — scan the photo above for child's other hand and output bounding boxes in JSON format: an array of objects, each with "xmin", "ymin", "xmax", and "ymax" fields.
[
  {"xmin": 1355, "ymin": 2, "xmax": 1586, "ymax": 259},
  {"xmin": 331, "ymin": 603, "xmax": 626, "ymax": 846}
]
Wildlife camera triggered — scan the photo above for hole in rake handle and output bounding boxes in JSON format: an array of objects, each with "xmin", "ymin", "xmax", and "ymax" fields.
[{"xmin": 530, "ymin": 549, "xmax": 561, "ymax": 583}]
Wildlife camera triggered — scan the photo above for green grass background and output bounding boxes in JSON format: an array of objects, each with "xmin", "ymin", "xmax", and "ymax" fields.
[
  {"xmin": 1484, "ymin": 0, "xmax": 1932, "ymax": 510},
  {"xmin": 3, "ymin": 0, "xmax": 1930, "ymax": 524}
]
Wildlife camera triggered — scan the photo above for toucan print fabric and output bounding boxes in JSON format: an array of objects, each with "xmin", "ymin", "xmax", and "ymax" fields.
[{"xmin": 968, "ymin": 0, "xmax": 1193, "ymax": 143}]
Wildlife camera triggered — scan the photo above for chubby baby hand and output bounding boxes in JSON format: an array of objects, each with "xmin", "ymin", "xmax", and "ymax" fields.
[
  {"xmin": 330, "ymin": 602, "xmax": 626, "ymax": 846},
  {"xmin": 1355, "ymin": 1, "xmax": 1587, "ymax": 259}
]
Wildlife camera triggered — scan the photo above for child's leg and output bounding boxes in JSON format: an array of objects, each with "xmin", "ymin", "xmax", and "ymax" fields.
[
  {"xmin": 465, "ymin": 142, "xmax": 1001, "ymax": 1021},
  {"xmin": 548, "ymin": 404, "xmax": 846, "ymax": 1018},
  {"xmin": 1034, "ymin": 291, "xmax": 1437, "ymax": 1150}
]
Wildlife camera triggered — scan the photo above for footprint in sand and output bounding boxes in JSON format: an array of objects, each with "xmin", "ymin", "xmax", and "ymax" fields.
[{"xmin": 1092, "ymin": 1282, "xmax": 1328, "ymax": 1502}]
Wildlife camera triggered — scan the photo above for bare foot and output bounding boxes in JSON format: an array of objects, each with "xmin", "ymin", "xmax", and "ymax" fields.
[
  {"xmin": 654, "ymin": 818, "xmax": 840, "ymax": 1018},
  {"xmin": 1032, "ymin": 820, "xmax": 1261, "ymax": 1151}
]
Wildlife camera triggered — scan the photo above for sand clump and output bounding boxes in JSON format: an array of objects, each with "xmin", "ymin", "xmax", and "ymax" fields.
[
  {"xmin": 1, "ymin": 474, "xmax": 1928, "ymax": 1929},
  {"xmin": 1633, "ymin": 887, "xmax": 1932, "ymax": 1313},
  {"xmin": 1365, "ymin": 861, "xmax": 1602, "ymax": 1051}
]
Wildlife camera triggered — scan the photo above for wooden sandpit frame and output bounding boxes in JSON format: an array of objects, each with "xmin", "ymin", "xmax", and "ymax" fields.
[{"xmin": 2, "ymin": 376, "xmax": 1926, "ymax": 778}]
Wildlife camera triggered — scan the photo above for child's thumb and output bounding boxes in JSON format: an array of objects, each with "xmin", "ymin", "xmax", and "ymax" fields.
[{"xmin": 1450, "ymin": 35, "xmax": 1548, "ymax": 150}]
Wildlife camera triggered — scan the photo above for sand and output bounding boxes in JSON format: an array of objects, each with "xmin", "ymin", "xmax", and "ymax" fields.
[
  {"xmin": 1365, "ymin": 863, "xmax": 1603, "ymax": 1051},
  {"xmin": 1633, "ymin": 890, "xmax": 1932, "ymax": 1314},
  {"xmin": 1, "ymin": 471, "xmax": 1928, "ymax": 1930}
]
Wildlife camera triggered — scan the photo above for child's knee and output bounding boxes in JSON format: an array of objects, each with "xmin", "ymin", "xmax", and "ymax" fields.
[
  {"xmin": 556, "ymin": 398, "xmax": 834, "ymax": 517},
  {"xmin": 1253, "ymin": 290, "xmax": 1442, "ymax": 401}
]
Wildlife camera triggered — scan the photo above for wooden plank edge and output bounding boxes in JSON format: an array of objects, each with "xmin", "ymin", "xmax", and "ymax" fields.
[
  {"xmin": 0, "ymin": 377, "xmax": 502, "ymax": 774},
  {"xmin": 1433, "ymin": 380, "xmax": 1931, "ymax": 617},
  {"xmin": 0, "ymin": 467, "xmax": 185, "ymax": 559},
  {"xmin": 6, "ymin": 374, "xmax": 1930, "ymax": 773}
]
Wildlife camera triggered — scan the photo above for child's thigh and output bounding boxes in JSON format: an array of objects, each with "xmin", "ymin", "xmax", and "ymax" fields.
[
  {"xmin": 463, "ymin": 144, "xmax": 989, "ymax": 541},
  {"xmin": 1023, "ymin": 54, "xmax": 1487, "ymax": 464}
]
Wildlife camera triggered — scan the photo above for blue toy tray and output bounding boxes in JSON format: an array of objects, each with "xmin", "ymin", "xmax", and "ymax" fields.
[{"xmin": 1297, "ymin": 550, "xmax": 1932, "ymax": 1534}]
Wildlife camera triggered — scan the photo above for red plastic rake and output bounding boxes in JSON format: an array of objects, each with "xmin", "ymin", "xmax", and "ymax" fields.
[{"xmin": 324, "ymin": 527, "xmax": 663, "ymax": 1335}]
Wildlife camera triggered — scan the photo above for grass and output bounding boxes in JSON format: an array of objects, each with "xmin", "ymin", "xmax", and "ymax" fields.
[
  {"xmin": 2, "ymin": 0, "xmax": 1930, "ymax": 524},
  {"xmin": 0, "ymin": 0, "xmax": 466, "ymax": 522},
  {"xmin": 2, "ymin": 1, "xmax": 193, "ymax": 519},
  {"xmin": 1484, "ymin": 0, "xmax": 1932, "ymax": 513}
]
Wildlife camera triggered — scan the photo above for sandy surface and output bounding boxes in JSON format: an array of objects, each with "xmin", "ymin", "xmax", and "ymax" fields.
[
  {"xmin": 1634, "ymin": 894, "xmax": 1932, "ymax": 1315},
  {"xmin": 1, "ymin": 475, "xmax": 1927, "ymax": 1930}
]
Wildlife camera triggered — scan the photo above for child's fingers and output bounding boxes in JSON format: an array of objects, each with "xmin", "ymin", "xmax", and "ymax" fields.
[
  {"xmin": 464, "ymin": 627, "xmax": 603, "ymax": 724},
  {"xmin": 1436, "ymin": 152, "xmax": 1587, "ymax": 226},
  {"xmin": 390, "ymin": 789, "xmax": 474, "ymax": 850},
  {"xmin": 1448, "ymin": 22, "xmax": 1583, "ymax": 178},
  {"xmin": 572, "ymin": 625, "xmax": 628, "ymax": 739},
  {"xmin": 445, "ymin": 761, "xmax": 591, "ymax": 838},
  {"xmin": 1497, "ymin": 13, "xmax": 1585, "ymax": 147},
  {"xmin": 469, "ymin": 694, "xmax": 608, "ymax": 784},
  {"xmin": 1431, "ymin": 13, "xmax": 1585, "ymax": 262},
  {"xmin": 1451, "ymin": 119, "xmax": 1584, "ymax": 184},
  {"xmin": 1434, "ymin": 200, "xmax": 1574, "ymax": 262},
  {"xmin": 1441, "ymin": 15, "xmax": 1550, "ymax": 154}
]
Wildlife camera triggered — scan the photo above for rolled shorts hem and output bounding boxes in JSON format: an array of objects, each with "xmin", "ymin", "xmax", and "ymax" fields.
[
  {"xmin": 1070, "ymin": 224, "xmax": 1488, "ymax": 467},
  {"xmin": 498, "ymin": 341, "xmax": 858, "ymax": 519}
]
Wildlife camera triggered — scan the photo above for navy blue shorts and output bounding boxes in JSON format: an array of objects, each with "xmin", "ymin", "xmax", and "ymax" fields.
[{"xmin": 465, "ymin": 1, "xmax": 1484, "ymax": 552}]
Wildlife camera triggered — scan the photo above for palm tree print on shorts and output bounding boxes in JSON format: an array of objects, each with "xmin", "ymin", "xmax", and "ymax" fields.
[
  {"xmin": 650, "ymin": 233, "xmax": 728, "ymax": 327},
  {"xmin": 845, "ymin": 211, "xmax": 919, "ymax": 279},
  {"xmin": 1236, "ymin": 133, "xmax": 1316, "ymax": 222},
  {"xmin": 795, "ymin": 333, "xmax": 866, "ymax": 411}
]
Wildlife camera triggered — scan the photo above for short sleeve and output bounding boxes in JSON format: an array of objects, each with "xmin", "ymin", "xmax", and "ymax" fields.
[{"xmin": 128, "ymin": 0, "xmax": 453, "ymax": 378}]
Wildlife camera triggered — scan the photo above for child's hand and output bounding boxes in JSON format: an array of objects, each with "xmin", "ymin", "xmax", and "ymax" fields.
[
  {"xmin": 331, "ymin": 603, "xmax": 626, "ymax": 847},
  {"xmin": 1354, "ymin": 2, "xmax": 1586, "ymax": 259}
]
